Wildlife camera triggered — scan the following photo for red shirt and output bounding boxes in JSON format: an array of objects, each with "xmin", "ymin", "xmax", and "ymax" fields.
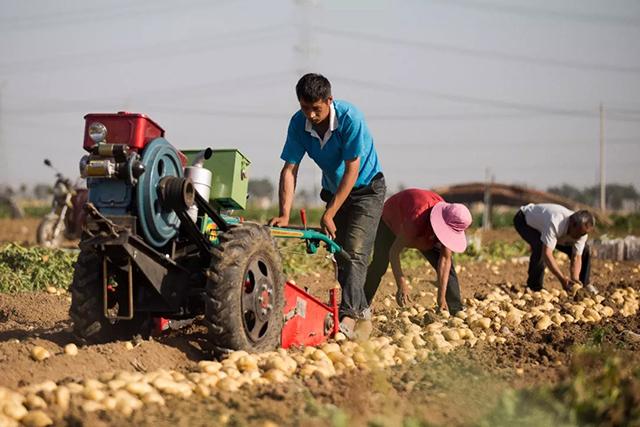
[{"xmin": 382, "ymin": 189, "xmax": 443, "ymax": 251}]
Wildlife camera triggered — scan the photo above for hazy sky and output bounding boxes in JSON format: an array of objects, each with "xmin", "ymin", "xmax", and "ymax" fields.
[{"xmin": 1, "ymin": 0, "xmax": 639, "ymax": 197}]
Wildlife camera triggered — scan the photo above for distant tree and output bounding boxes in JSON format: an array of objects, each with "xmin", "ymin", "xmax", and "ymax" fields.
[
  {"xmin": 248, "ymin": 178, "xmax": 274, "ymax": 200},
  {"xmin": 33, "ymin": 184, "xmax": 53, "ymax": 200},
  {"xmin": 547, "ymin": 184, "xmax": 591, "ymax": 204},
  {"xmin": 547, "ymin": 183, "xmax": 639, "ymax": 210},
  {"xmin": 600, "ymin": 184, "xmax": 639, "ymax": 210}
]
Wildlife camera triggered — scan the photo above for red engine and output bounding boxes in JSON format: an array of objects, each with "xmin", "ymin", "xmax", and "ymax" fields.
[{"xmin": 83, "ymin": 112, "xmax": 187, "ymax": 165}]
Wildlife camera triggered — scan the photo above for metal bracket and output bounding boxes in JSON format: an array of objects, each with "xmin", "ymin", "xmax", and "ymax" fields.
[{"xmin": 103, "ymin": 256, "xmax": 134, "ymax": 320}]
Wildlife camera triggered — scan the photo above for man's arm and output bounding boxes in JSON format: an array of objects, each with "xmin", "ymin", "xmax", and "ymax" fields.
[
  {"xmin": 320, "ymin": 157, "xmax": 360, "ymax": 239},
  {"xmin": 268, "ymin": 162, "xmax": 299, "ymax": 227},
  {"xmin": 389, "ymin": 235, "xmax": 411, "ymax": 307},
  {"xmin": 542, "ymin": 244, "xmax": 570, "ymax": 288},
  {"xmin": 436, "ymin": 246, "xmax": 453, "ymax": 312}
]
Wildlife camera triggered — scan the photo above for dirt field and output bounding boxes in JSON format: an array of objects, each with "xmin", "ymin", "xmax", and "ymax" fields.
[{"xmin": 0, "ymin": 222, "xmax": 639, "ymax": 426}]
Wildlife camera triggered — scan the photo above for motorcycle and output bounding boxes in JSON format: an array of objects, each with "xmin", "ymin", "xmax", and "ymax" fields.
[{"xmin": 37, "ymin": 159, "xmax": 88, "ymax": 247}]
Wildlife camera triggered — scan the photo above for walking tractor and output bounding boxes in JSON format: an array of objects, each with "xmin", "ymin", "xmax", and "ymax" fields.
[{"xmin": 71, "ymin": 112, "xmax": 345, "ymax": 353}]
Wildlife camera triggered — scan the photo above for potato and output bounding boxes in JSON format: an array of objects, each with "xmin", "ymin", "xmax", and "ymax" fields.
[
  {"xmin": 81, "ymin": 401, "xmax": 104, "ymax": 413},
  {"xmin": 263, "ymin": 369, "xmax": 287, "ymax": 383},
  {"xmin": 442, "ymin": 329, "xmax": 461, "ymax": 342},
  {"xmin": 30, "ymin": 346, "xmax": 50, "ymax": 362},
  {"xmin": 217, "ymin": 377, "xmax": 240, "ymax": 392},
  {"xmin": 194, "ymin": 384, "xmax": 210, "ymax": 397},
  {"xmin": 600, "ymin": 306, "xmax": 614, "ymax": 317},
  {"xmin": 412, "ymin": 335, "xmax": 426, "ymax": 347},
  {"xmin": 63, "ymin": 343, "xmax": 78, "ymax": 356},
  {"xmin": 0, "ymin": 414, "xmax": 18, "ymax": 427},
  {"xmin": 55, "ymin": 386, "xmax": 70, "ymax": 411},
  {"xmin": 226, "ymin": 350, "xmax": 249, "ymax": 362},
  {"xmin": 504, "ymin": 310, "xmax": 522, "ymax": 328},
  {"xmin": 474, "ymin": 318, "xmax": 491, "ymax": 330},
  {"xmin": 142, "ymin": 392, "xmax": 166, "ymax": 406},
  {"xmin": 449, "ymin": 318, "xmax": 465, "ymax": 327},
  {"xmin": 107, "ymin": 379, "xmax": 127, "ymax": 391},
  {"xmin": 2, "ymin": 401, "xmax": 28, "ymax": 420},
  {"xmin": 82, "ymin": 388, "xmax": 105, "ymax": 402},
  {"xmin": 584, "ymin": 308, "xmax": 601, "ymax": 322},
  {"xmin": 126, "ymin": 382, "xmax": 154, "ymax": 396},
  {"xmin": 21, "ymin": 410, "xmax": 53, "ymax": 427},
  {"xmin": 236, "ymin": 355, "xmax": 258, "ymax": 373},
  {"xmin": 84, "ymin": 379, "xmax": 104, "ymax": 390},
  {"xmin": 24, "ymin": 394, "xmax": 47, "ymax": 410},
  {"xmin": 334, "ymin": 332, "xmax": 347, "ymax": 342},
  {"xmin": 352, "ymin": 352, "xmax": 368, "ymax": 365},
  {"xmin": 550, "ymin": 313, "xmax": 565, "ymax": 326},
  {"xmin": 198, "ymin": 361, "xmax": 222, "ymax": 374},
  {"xmin": 535, "ymin": 316, "xmax": 553, "ymax": 331},
  {"xmin": 66, "ymin": 383, "xmax": 83, "ymax": 394}
]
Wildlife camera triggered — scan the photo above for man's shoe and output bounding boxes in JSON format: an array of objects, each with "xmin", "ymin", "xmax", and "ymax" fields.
[
  {"xmin": 585, "ymin": 284, "xmax": 599, "ymax": 295},
  {"xmin": 339, "ymin": 317, "xmax": 356, "ymax": 340}
]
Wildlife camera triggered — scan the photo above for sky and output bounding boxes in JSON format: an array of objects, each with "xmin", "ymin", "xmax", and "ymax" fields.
[{"xmin": 0, "ymin": 0, "xmax": 639, "ymax": 198}]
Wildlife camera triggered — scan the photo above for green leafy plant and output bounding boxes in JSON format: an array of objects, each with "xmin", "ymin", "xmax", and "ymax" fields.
[{"xmin": 0, "ymin": 243, "xmax": 77, "ymax": 293}]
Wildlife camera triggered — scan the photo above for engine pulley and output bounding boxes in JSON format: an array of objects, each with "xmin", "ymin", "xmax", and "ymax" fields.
[{"xmin": 135, "ymin": 138, "xmax": 184, "ymax": 247}]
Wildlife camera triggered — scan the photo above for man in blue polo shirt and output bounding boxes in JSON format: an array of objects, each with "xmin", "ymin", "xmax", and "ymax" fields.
[{"xmin": 269, "ymin": 73, "xmax": 386, "ymax": 339}]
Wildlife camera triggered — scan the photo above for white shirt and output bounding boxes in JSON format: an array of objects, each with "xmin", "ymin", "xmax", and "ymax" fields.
[
  {"xmin": 304, "ymin": 102, "xmax": 338, "ymax": 149},
  {"xmin": 520, "ymin": 203, "xmax": 588, "ymax": 255}
]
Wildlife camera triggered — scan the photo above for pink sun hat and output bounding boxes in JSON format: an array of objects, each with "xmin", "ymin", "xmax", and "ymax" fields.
[{"xmin": 430, "ymin": 202, "xmax": 472, "ymax": 253}]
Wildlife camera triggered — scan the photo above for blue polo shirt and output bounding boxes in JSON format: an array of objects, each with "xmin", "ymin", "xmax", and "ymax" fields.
[{"xmin": 280, "ymin": 100, "xmax": 382, "ymax": 194}]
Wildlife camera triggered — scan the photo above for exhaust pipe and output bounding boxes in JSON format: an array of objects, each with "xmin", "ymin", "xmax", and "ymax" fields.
[
  {"xmin": 184, "ymin": 148, "xmax": 213, "ymax": 222},
  {"xmin": 192, "ymin": 148, "xmax": 213, "ymax": 168}
]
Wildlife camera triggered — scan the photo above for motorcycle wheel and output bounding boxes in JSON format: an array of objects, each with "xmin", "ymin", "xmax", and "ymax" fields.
[{"xmin": 37, "ymin": 214, "xmax": 65, "ymax": 248}]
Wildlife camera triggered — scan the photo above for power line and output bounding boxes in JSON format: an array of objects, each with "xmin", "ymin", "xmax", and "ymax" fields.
[
  {"xmin": 2, "ymin": 71, "xmax": 294, "ymax": 114},
  {"xmin": 333, "ymin": 75, "xmax": 639, "ymax": 122},
  {"xmin": 315, "ymin": 27, "xmax": 640, "ymax": 75},
  {"xmin": 0, "ymin": 24, "xmax": 290, "ymax": 75},
  {"xmin": 0, "ymin": 0, "xmax": 241, "ymax": 32},
  {"xmin": 379, "ymin": 138, "xmax": 639, "ymax": 148},
  {"xmin": 426, "ymin": 0, "xmax": 640, "ymax": 28}
]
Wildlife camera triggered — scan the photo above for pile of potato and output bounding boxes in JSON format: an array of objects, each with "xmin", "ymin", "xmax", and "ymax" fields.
[{"xmin": 1, "ymin": 281, "xmax": 638, "ymax": 424}]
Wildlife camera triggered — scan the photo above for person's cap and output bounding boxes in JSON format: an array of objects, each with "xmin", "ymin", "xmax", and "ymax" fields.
[{"xmin": 430, "ymin": 202, "xmax": 472, "ymax": 253}]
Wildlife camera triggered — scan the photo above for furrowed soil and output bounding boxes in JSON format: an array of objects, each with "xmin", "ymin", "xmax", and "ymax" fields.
[{"xmin": 0, "ymin": 223, "xmax": 639, "ymax": 426}]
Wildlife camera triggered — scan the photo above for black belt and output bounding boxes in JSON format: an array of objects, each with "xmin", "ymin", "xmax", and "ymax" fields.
[{"xmin": 354, "ymin": 172, "xmax": 384, "ymax": 189}]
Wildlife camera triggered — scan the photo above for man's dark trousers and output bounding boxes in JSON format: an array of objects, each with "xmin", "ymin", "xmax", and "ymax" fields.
[
  {"xmin": 362, "ymin": 220, "xmax": 463, "ymax": 314},
  {"xmin": 321, "ymin": 174, "xmax": 386, "ymax": 320},
  {"xmin": 513, "ymin": 210, "xmax": 591, "ymax": 291}
]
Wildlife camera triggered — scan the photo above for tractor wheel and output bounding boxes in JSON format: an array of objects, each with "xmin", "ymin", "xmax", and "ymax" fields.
[
  {"xmin": 204, "ymin": 223, "xmax": 285, "ymax": 354},
  {"xmin": 69, "ymin": 250, "xmax": 150, "ymax": 343}
]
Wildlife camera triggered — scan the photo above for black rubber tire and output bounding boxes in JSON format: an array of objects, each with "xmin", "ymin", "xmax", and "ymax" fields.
[
  {"xmin": 204, "ymin": 223, "xmax": 285, "ymax": 354},
  {"xmin": 36, "ymin": 214, "xmax": 65, "ymax": 248},
  {"xmin": 69, "ymin": 250, "xmax": 150, "ymax": 343}
]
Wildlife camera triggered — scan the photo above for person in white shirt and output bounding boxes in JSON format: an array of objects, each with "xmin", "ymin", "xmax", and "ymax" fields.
[{"xmin": 513, "ymin": 203, "xmax": 596, "ymax": 293}]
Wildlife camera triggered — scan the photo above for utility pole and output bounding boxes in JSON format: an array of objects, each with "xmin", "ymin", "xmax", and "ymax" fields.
[
  {"xmin": 482, "ymin": 168, "xmax": 493, "ymax": 230},
  {"xmin": 293, "ymin": 0, "xmax": 318, "ymax": 77},
  {"xmin": 293, "ymin": 0, "xmax": 320, "ymax": 204},
  {"xmin": 0, "ymin": 82, "xmax": 6, "ymax": 185},
  {"xmin": 599, "ymin": 103, "xmax": 606, "ymax": 212}
]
